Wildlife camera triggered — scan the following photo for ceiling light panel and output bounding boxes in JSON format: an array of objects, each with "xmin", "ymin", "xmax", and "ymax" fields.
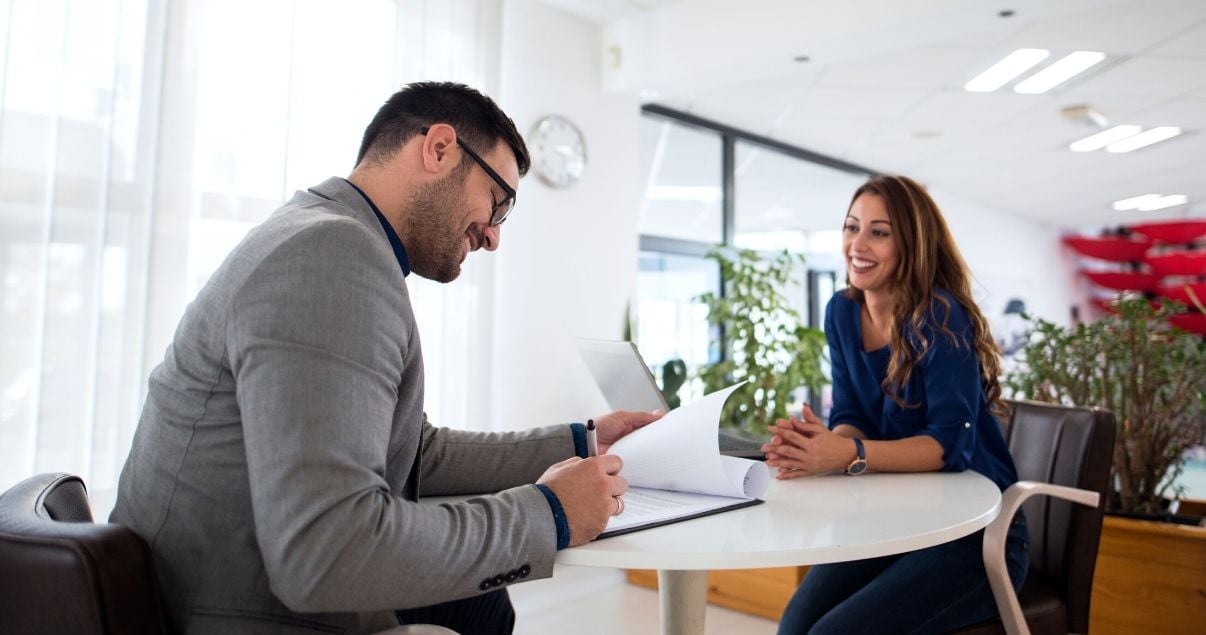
[
  {"xmin": 1138, "ymin": 194, "xmax": 1188, "ymax": 211},
  {"xmin": 964, "ymin": 48, "xmax": 1049, "ymax": 93},
  {"xmin": 1105, "ymin": 126, "xmax": 1182, "ymax": 153},
  {"xmin": 1014, "ymin": 51, "xmax": 1106, "ymax": 94},
  {"xmin": 1113, "ymin": 194, "xmax": 1163, "ymax": 211},
  {"xmin": 1069, "ymin": 125, "xmax": 1142, "ymax": 152}
]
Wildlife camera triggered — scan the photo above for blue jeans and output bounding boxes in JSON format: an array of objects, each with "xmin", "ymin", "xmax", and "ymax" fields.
[{"xmin": 778, "ymin": 514, "xmax": 1029, "ymax": 635}]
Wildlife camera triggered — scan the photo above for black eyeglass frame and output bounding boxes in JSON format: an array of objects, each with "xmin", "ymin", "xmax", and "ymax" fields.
[{"xmin": 420, "ymin": 126, "xmax": 516, "ymax": 226}]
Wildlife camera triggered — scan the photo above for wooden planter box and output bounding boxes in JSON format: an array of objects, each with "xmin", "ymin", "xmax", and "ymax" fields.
[
  {"xmin": 626, "ymin": 567, "xmax": 806, "ymax": 620},
  {"xmin": 1089, "ymin": 514, "xmax": 1206, "ymax": 634},
  {"xmin": 626, "ymin": 512, "xmax": 1206, "ymax": 629}
]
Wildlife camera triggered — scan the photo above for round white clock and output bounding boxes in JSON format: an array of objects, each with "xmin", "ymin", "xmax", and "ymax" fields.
[{"xmin": 530, "ymin": 115, "xmax": 586, "ymax": 188}]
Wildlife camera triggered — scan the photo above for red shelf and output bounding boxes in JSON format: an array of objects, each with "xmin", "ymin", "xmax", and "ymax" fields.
[
  {"xmin": 1145, "ymin": 251, "xmax": 1206, "ymax": 277},
  {"xmin": 1169, "ymin": 313, "xmax": 1206, "ymax": 335},
  {"xmin": 1063, "ymin": 236, "xmax": 1151, "ymax": 262},
  {"xmin": 1156, "ymin": 282, "xmax": 1206, "ymax": 307},
  {"xmin": 1081, "ymin": 271, "xmax": 1159, "ymax": 292},
  {"xmin": 1129, "ymin": 220, "xmax": 1206, "ymax": 244}
]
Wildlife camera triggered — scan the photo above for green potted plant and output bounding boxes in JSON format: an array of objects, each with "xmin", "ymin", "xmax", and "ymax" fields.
[
  {"xmin": 1004, "ymin": 297, "xmax": 1206, "ymax": 516},
  {"xmin": 696, "ymin": 248, "xmax": 828, "ymax": 433}
]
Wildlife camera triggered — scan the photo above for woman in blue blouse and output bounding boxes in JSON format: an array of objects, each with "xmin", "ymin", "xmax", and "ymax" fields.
[{"xmin": 764, "ymin": 175, "xmax": 1029, "ymax": 634}]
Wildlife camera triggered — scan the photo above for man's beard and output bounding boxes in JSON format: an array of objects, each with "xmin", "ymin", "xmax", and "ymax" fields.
[{"xmin": 404, "ymin": 169, "xmax": 472, "ymax": 283}]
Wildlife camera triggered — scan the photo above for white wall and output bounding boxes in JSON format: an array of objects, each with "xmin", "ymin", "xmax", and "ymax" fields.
[
  {"xmin": 929, "ymin": 186, "xmax": 1085, "ymax": 329},
  {"xmin": 489, "ymin": 0, "xmax": 642, "ymax": 428}
]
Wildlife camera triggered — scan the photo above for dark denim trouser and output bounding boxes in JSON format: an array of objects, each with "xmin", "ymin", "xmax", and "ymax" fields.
[
  {"xmin": 396, "ymin": 588, "xmax": 515, "ymax": 635},
  {"xmin": 778, "ymin": 514, "xmax": 1029, "ymax": 635}
]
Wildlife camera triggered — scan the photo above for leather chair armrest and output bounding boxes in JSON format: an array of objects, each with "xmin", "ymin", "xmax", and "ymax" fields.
[{"xmin": 374, "ymin": 625, "xmax": 460, "ymax": 634}]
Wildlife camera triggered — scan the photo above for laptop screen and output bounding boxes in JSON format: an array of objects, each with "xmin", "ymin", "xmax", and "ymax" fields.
[{"xmin": 575, "ymin": 339, "xmax": 670, "ymax": 413}]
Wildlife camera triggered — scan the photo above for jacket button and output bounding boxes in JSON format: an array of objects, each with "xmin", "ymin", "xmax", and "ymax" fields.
[
  {"xmin": 492, "ymin": 575, "xmax": 505, "ymax": 586},
  {"xmin": 964, "ymin": 422, "xmax": 971, "ymax": 429},
  {"xmin": 518, "ymin": 564, "xmax": 531, "ymax": 578},
  {"xmin": 505, "ymin": 571, "xmax": 518, "ymax": 582},
  {"xmin": 479, "ymin": 579, "xmax": 492, "ymax": 591}
]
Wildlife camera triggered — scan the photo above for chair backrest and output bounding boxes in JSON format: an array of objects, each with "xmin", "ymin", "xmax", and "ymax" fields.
[
  {"xmin": 0, "ymin": 473, "xmax": 168, "ymax": 635},
  {"xmin": 1000, "ymin": 399, "xmax": 1116, "ymax": 634}
]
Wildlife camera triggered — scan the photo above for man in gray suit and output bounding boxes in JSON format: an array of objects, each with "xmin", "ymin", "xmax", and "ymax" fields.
[{"xmin": 111, "ymin": 82, "xmax": 659, "ymax": 634}]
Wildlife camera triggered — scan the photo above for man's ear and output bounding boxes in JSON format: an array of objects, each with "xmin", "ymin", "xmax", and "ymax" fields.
[{"xmin": 421, "ymin": 123, "xmax": 457, "ymax": 174}]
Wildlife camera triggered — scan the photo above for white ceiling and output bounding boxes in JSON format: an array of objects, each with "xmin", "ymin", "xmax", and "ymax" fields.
[{"xmin": 543, "ymin": 0, "xmax": 1206, "ymax": 230}]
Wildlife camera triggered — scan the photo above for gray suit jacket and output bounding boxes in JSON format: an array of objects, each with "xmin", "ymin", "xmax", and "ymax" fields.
[{"xmin": 111, "ymin": 177, "xmax": 575, "ymax": 634}]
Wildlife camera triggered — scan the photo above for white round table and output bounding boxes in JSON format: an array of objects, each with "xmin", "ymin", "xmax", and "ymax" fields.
[{"xmin": 557, "ymin": 471, "xmax": 1001, "ymax": 634}]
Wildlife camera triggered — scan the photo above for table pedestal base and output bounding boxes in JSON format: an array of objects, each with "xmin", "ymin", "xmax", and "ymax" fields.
[{"xmin": 657, "ymin": 570, "xmax": 709, "ymax": 635}]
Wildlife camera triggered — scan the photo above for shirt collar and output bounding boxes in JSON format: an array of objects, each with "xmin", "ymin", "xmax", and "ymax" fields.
[{"xmin": 343, "ymin": 178, "xmax": 410, "ymax": 277}]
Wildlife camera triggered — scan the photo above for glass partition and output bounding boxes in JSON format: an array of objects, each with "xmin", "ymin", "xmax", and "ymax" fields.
[{"xmin": 637, "ymin": 117, "xmax": 724, "ymax": 244}]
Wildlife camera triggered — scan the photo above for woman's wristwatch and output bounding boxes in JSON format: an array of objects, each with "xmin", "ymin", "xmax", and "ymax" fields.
[{"xmin": 845, "ymin": 438, "xmax": 867, "ymax": 475}]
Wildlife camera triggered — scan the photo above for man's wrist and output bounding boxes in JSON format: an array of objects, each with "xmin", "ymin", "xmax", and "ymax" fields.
[
  {"xmin": 534, "ymin": 484, "xmax": 570, "ymax": 550},
  {"xmin": 569, "ymin": 423, "xmax": 588, "ymax": 458}
]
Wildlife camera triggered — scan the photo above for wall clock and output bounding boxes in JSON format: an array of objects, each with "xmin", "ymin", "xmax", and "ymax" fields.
[{"xmin": 530, "ymin": 115, "xmax": 586, "ymax": 188}]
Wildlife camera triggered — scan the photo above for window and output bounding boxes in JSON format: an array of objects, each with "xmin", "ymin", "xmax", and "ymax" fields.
[
  {"xmin": 635, "ymin": 105, "xmax": 873, "ymax": 411},
  {"xmin": 638, "ymin": 116, "xmax": 724, "ymax": 244},
  {"xmin": 635, "ymin": 251, "xmax": 719, "ymax": 403}
]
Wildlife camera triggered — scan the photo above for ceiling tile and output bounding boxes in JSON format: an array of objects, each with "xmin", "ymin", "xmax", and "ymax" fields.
[
  {"xmin": 1058, "ymin": 56, "xmax": 1206, "ymax": 99},
  {"xmin": 1130, "ymin": 98, "xmax": 1206, "ymax": 129},
  {"xmin": 672, "ymin": 71, "xmax": 820, "ymax": 136},
  {"xmin": 900, "ymin": 89, "xmax": 1043, "ymax": 127},
  {"xmin": 779, "ymin": 86, "xmax": 931, "ymax": 125},
  {"xmin": 816, "ymin": 47, "xmax": 989, "ymax": 90},
  {"xmin": 1006, "ymin": 0, "xmax": 1206, "ymax": 55},
  {"xmin": 1149, "ymin": 18, "xmax": 1206, "ymax": 57}
]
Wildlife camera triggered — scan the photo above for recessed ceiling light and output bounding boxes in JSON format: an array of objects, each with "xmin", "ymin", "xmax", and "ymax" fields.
[
  {"xmin": 1014, "ymin": 51, "xmax": 1105, "ymax": 94},
  {"xmin": 1106, "ymin": 126, "xmax": 1182, "ymax": 153},
  {"xmin": 964, "ymin": 48, "xmax": 1049, "ymax": 93},
  {"xmin": 1069, "ymin": 125, "xmax": 1141, "ymax": 152}
]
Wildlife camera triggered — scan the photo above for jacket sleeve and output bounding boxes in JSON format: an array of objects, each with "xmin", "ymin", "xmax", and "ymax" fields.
[
  {"xmin": 228, "ymin": 218, "xmax": 558, "ymax": 613},
  {"xmin": 418, "ymin": 417, "xmax": 577, "ymax": 496},
  {"xmin": 913, "ymin": 299, "xmax": 981, "ymax": 472}
]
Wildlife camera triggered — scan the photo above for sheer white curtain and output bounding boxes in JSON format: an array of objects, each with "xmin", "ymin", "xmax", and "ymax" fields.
[
  {"xmin": 395, "ymin": 0, "xmax": 504, "ymax": 433},
  {"xmin": 0, "ymin": 0, "xmax": 504, "ymax": 508}
]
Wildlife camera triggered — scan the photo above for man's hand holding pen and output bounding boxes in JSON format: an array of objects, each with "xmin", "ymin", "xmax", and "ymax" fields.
[
  {"xmin": 537, "ymin": 453, "xmax": 627, "ymax": 547},
  {"xmin": 535, "ymin": 409, "xmax": 663, "ymax": 546}
]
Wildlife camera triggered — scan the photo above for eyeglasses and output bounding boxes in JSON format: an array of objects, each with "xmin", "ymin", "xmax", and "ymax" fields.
[{"xmin": 420, "ymin": 126, "xmax": 516, "ymax": 226}]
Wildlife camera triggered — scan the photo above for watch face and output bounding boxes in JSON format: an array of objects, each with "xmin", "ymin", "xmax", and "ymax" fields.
[
  {"xmin": 847, "ymin": 460, "xmax": 867, "ymax": 475},
  {"xmin": 531, "ymin": 115, "xmax": 586, "ymax": 188}
]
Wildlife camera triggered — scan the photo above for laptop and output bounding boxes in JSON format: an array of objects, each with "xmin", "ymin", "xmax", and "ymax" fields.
[{"xmin": 575, "ymin": 339, "xmax": 768, "ymax": 459}]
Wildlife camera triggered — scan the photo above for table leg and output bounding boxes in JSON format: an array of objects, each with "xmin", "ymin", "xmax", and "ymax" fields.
[{"xmin": 657, "ymin": 569, "xmax": 709, "ymax": 635}]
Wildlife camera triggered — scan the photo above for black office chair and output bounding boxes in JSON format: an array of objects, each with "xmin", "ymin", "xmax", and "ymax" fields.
[
  {"xmin": 0, "ymin": 474, "xmax": 458, "ymax": 635},
  {"xmin": 0, "ymin": 472, "xmax": 169, "ymax": 634},
  {"xmin": 954, "ymin": 399, "xmax": 1116, "ymax": 635}
]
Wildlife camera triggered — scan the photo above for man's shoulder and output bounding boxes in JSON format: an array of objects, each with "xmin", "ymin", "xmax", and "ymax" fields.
[{"xmin": 241, "ymin": 200, "xmax": 386, "ymax": 270}]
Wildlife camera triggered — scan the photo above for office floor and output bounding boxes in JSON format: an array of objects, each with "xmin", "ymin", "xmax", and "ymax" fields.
[{"xmin": 509, "ymin": 565, "xmax": 778, "ymax": 634}]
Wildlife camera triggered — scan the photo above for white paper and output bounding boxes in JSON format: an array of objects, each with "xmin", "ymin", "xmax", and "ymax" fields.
[{"xmin": 601, "ymin": 382, "xmax": 770, "ymax": 535}]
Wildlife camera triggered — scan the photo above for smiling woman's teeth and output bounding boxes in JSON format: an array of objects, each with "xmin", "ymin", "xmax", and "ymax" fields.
[{"xmin": 852, "ymin": 258, "xmax": 876, "ymax": 269}]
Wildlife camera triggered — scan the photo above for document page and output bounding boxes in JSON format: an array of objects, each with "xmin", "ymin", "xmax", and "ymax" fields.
[{"xmin": 600, "ymin": 383, "xmax": 770, "ymax": 537}]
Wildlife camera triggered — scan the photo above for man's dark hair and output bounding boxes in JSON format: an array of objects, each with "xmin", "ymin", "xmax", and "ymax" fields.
[{"xmin": 356, "ymin": 82, "xmax": 530, "ymax": 177}]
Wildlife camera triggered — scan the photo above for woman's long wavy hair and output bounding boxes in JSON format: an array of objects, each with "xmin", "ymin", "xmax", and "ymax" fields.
[{"xmin": 843, "ymin": 175, "xmax": 1007, "ymax": 419}]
